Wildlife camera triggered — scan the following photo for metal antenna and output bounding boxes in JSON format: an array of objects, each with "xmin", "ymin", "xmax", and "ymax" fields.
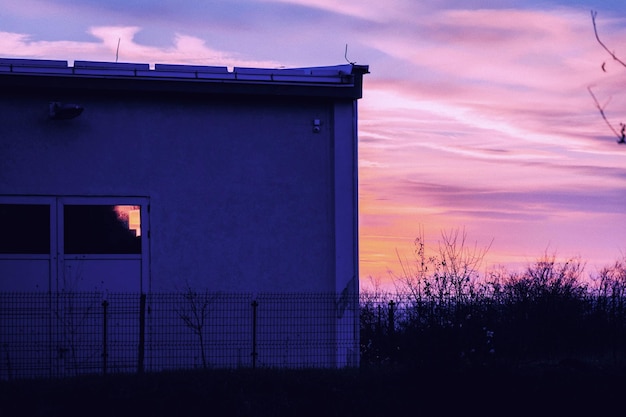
[
  {"xmin": 344, "ymin": 44, "xmax": 355, "ymax": 65},
  {"xmin": 116, "ymin": 38, "xmax": 121, "ymax": 63}
]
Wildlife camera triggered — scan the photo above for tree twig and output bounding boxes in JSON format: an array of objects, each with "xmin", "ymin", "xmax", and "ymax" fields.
[
  {"xmin": 588, "ymin": 86, "xmax": 626, "ymax": 144},
  {"xmin": 589, "ymin": 10, "xmax": 626, "ymax": 144},
  {"xmin": 591, "ymin": 10, "xmax": 626, "ymax": 68}
]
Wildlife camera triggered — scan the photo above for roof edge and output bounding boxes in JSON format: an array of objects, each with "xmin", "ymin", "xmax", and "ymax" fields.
[{"xmin": 0, "ymin": 58, "xmax": 369, "ymax": 99}]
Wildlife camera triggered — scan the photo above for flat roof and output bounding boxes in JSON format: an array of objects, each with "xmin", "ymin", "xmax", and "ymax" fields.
[{"xmin": 0, "ymin": 58, "xmax": 369, "ymax": 99}]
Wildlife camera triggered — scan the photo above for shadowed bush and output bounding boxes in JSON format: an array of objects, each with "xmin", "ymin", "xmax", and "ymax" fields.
[{"xmin": 362, "ymin": 231, "xmax": 626, "ymax": 370}]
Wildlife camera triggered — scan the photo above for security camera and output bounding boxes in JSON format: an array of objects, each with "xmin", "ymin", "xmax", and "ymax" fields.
[{"xmin": 49, "ymin": 102, "xmax": 84, "ymax": 120}]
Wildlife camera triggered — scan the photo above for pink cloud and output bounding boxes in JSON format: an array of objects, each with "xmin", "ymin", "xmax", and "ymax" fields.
[
  {"xmin": 1, "ymin": 1, "xmax": 625, "ymax": 289},
  {"xmin": 0, "ymin": 25, "xmax": 283, "ymax": 69},
  {"xmin": 259, "ymin": 0, "xmax": 420, "ymax": 23},
  {"xmin": 357, "ymin": 25, "xmax": 626, "ymax": 282}
]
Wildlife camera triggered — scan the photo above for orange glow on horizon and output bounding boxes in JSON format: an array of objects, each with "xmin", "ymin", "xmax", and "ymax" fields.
[{"xmin": 2, "ymin": 3, "xmax": 625, "ymax": 291}]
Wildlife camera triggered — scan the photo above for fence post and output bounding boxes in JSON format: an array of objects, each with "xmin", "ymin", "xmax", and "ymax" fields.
[
  {"xmin": 388, "ymin": 300, "xmax": 395, "ymax": 338},
  {"xmin": 137, "ymin": 293, "xmax": 146, "ymax": 374},
  {"xmin": 3, "ymin": 343, "xmax": 12, "ymax": 381},
  {"xmin": 102, "ymin": 300, "xmax": 109, "ymax": 376},
  {"xmin": 377, "ymin": 305, "xmax": 382, "ymax": 337},
  {"xmin": 251, "ymin": 300, "xmax": 258, "ymax": 369},
  {"xmin": 388, "ymin": 300, "xmax": 395, "ymax": 360}
]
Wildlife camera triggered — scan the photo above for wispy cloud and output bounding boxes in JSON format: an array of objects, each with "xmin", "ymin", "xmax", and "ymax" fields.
[
  {"xmin": 0, "ymin": 25, "xmax": 281, "ymax": 68},
  {"xmin": 1, "ymin": 0, "xmax": 625, "ymax": 284}
]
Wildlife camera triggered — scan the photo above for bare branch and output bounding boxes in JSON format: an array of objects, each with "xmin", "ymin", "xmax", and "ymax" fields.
[
  {"xmin": 591, "ymin": 10, "xmax": 626, "ymax": 68},
  {"xmin": 588, "ymin": 11, "xmax": 626, "ymax": 144},
  {"xmin": 588, "ymin": 86, "xmax": 626, "ymax": 144}
]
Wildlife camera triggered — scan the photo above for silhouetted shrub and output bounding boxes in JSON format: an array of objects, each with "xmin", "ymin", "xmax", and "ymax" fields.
[{"xmin": 361, "ymin": 251, "xmax": 626, "ymax": 370}]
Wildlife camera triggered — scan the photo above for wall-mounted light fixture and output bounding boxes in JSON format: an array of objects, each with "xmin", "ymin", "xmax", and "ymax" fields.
[
  {"xmin": 312, "ymin": 119, "xmax": 321, "ymax": 133},
  {"xmin": 49, "ymin": 102, "xmax": 84, "ymax": 120}
]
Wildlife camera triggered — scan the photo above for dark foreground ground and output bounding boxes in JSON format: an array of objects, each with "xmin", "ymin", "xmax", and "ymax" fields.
[{"xmin": 1, "ymin": 360, "xmax": 625, "ymax": 417}]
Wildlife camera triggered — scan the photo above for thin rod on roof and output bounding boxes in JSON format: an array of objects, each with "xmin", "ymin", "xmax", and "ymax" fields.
[{"xmin": 344, "ymin": 44, "xmax": 355, "ymax": 65}]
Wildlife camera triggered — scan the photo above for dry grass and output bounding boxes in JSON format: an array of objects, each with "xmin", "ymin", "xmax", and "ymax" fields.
[{"xmin": 1, "ymin": 360, "xmax": 625, "ymax": 417}]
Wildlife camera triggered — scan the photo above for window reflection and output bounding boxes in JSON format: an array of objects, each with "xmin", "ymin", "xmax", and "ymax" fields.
[{"xmin": 64, "ymin": 205, "xmax": 141, "ymax": 254}]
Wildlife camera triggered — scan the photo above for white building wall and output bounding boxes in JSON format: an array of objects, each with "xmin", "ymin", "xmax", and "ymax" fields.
[
  {"xmin": 0, "ymin": 93, "xmax": 342, "ymax": 294},
  {"xmin": 0, "ymin": 62, "xmax": 366, "ymax": 372}
]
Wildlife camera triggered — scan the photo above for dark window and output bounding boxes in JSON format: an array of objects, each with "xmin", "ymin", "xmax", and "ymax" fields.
[
  {"xmin": 64, "ymin": 205, "xmax": 141, "ymax": 254},
  {"xmin": 0, "ymin": 204, "xmax": 50, "ymax": 254}
]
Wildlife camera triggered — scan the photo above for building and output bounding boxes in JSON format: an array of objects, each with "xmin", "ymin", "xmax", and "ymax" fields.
[{"xmin": 0, "ymin": 57, "xmax": 369, "ymax": 377}]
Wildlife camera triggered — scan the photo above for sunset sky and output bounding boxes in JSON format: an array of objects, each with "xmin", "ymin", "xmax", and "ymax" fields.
[{"xmin": 2, "ymin": 0, "xmax": 626, "ymax": 288}]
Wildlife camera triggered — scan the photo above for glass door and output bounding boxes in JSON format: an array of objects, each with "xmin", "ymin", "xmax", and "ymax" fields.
[
  {"xmin": 57, "ymin": 197, "xmax": 149, "ymax": 294},
  {"xmin": 0, "ymin": 196, "xmax": 149, "ymax": 293}
]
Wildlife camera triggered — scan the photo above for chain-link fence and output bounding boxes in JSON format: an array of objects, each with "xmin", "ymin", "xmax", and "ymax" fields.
[
  {"xmin": 4, "ymin": 289, "xmax": 626, "ymax": 381},
  {"xmin": 0, "ymin": 291, "xmax": 359, "ymax": 380}
]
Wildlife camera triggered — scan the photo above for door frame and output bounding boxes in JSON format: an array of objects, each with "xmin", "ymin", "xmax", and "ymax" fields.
[{"xmin": 0, "ymin": 195, "xmax": 150, "ymax": 294}]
